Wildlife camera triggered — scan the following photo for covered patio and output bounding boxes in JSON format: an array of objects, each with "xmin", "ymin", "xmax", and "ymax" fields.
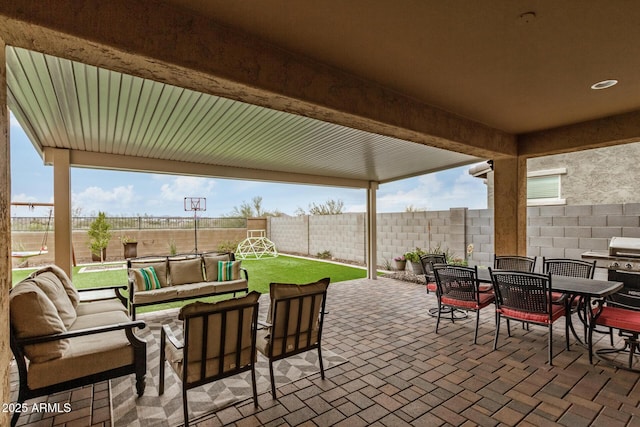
[
  {"xmin": 3, "ymin": 2, "xmax": 640, "ymax": 425},
  {"xmin": 13, "ymin": 277, "xmax": 640, "ymax": 426}
]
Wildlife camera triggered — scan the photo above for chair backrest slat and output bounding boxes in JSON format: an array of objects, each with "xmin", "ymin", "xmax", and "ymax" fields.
[
  {"xmin": 494, "ymin": 255, "xmax": 536, "ymax": 272},
  {"xmin": 490, "ymin": 270, "xmax": 552, "ymax": 314},
  {"xmin": 543, "ymin": 257, "xmax": 595, "ymax": 279},
  {"xmin": 433, "ymin": 264, "xmax": 479, "ymax": 302},
  {"xmin": 182, "ymin": 299, "xmax": 258, "ymax": 387},
  {"xmin": 420, "ymin": 253, "xmax": 447, "ymax": 282},
  {"xmin": 270, "ymin": 290, "xmax": 327, "ymax": 358}
]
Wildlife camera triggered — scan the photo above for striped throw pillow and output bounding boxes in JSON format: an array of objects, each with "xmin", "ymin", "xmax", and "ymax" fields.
[
  {"xmin": 217, "ymin": 260, "xmax": 241, "ymax": 281},
  {"xmin": 139, "ymin": 266, "xmax": 162, "ymax": 290}
]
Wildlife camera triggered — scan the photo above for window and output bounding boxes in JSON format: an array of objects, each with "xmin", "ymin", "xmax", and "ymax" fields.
[{"xmin": 527, "ymin": 168, "xmax": 566, "ymax": 206}]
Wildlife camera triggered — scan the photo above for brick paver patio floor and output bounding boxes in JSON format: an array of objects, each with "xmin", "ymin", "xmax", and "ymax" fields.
[{"xmin": 15, "ymin": 277, "xmax": 640, "ymax": 426}]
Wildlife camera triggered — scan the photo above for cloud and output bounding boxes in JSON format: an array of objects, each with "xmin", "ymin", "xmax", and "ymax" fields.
[
  {"xmin": 377, "ymin": 168, "xmax": 487, "ymax": 213},
  {"xmin": 159, "ymin": 176, "xmax": 217, "ymax": 202},
  {"xmin": 72, "ymin": 185, "xmax": 136, "ymax": 215}
]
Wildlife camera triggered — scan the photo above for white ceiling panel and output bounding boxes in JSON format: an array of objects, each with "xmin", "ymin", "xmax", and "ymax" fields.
[{"xmin": 6, "ymin": 46, "xmax": 481, "ymax": 188}]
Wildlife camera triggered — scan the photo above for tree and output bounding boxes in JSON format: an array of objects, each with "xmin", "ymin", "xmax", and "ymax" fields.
[
  {"xmin": 87, "ymin": 211, "xmax": 112, "ymax": 262},
  {"xmin": 227, "ymin": 196, "xmax": 284, "ymax": 218},
  {"xmin": 305, "ymin": 199, "xmax": 344, "ymax": 215}
]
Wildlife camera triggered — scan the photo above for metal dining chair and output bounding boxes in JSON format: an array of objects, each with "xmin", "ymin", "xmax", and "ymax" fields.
[
  {"xmin": 433, "ymin": 264, "xmax": 494, "ymax": 344},
  {"xmin": 490, "ymin": 269, "xmax": 569, "ymax": 365},
  {"xmin": 543, "ymin": 257, "xmax": 597, "ymax": 342}
]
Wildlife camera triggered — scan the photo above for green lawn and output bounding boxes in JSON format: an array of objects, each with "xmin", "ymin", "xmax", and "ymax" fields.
[{"xmin": 12, "ymin": 255, "xmax": 368, "ymax": 314}]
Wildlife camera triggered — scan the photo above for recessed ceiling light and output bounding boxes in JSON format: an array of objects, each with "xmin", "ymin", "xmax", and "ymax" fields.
[{"xmin": 591, "ymin": 79, "xmax": 618, "ymax": 90}]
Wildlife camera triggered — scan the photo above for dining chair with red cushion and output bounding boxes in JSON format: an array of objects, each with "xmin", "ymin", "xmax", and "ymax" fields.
[
  {"xmin": 420, "ymin": 253, "xmax": 447, "ymax": 294},
  {"xmin": 433, "ymin": 264, "xmax": 494, "ymax": 344},
  {"xmin": 490, "ymin": 269, "xmax": 569, "ymax": 365},
  {"xmin": 589, "ymin": 280, "xmax": 640, "ymax": 371}
]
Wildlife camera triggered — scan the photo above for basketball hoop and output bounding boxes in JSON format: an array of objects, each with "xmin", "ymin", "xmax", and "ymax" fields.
[{"xmin": 184, "ymin": 197, "xmax": 206, "ymax": 253}]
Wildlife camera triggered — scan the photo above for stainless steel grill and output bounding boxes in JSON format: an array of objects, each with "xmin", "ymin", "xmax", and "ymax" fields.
[{"xmin": 582, "ymin": 237, "xmax": 640, "ymax": 272}]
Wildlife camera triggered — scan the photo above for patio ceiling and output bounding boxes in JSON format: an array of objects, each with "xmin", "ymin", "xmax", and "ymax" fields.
[{"xmin": 6, "ymin": 46, "xmax": 481, "ymax": 189}]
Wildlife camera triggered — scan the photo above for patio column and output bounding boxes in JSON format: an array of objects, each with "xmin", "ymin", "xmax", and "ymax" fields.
[
  {"xmin": 493, "ymin": 156, "xmax": 527, "ymax": 255},
  {"xmin": 50, "ymin": 148, "xmax": 73, "ymax": 277},
  {"xmin": 366, "ymin": 181, "xmax": 378, "ymax": 279},
  {"xmin": 0, "ymin": 37, "xmax": 12, "ymax": 427}
]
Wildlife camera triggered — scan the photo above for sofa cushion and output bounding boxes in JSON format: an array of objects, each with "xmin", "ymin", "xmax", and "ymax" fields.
[
  {"xmin": 27, "ymin": 329, "xmax": 134, "ymax": 390},
  {"xmin": 29, "ymin": 265, "xmax": 80, "ymax": 308},
  {"xmin": 174, "ymin": 279, "xmax": 248, "ymax": 300},
  {"xmin": 132, "ymin": 286, "xmax": 179, "ymax": 304},
  {"xmin": 170, "ymin": 257, "xmax": 204, "ymax": 286},
  {"xmin": 30, "ymin": 271, "xmax": 77, "ymax": 328},
  {"xmin": 10, "ymin": 281, "xmax": 69, "ymax": 363},
  {"xmin": 203, "ymin": 254, "xmax": 231, "ymax": 281},
  {"xmin": 129, "ymin": 259, "xmax": 168, "ymax": 288},
  {"xmin": 76, "ymin": 299, "xmax": 128, "ymax": 316},
  {"xmin": 218, "ymin": 260, "xmax": 241, "ymax": 281},
  {"xmin": 69, "ymin": 310, "xmax": 131, "ymax": 330},
  {"xmin": 132, "ymin": 267, "xmax": 162, "ymax": 291}
]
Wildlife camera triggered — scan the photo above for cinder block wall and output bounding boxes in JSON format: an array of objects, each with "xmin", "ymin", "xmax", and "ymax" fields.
[
  {"xmin": 269, "ymin": 203, "xmax": 640, "ymax": 269},
  {"xmin": 310, "ymin": 214, "xmax": 365, "ymax": 263},
  {"xmin": 528, "ymin": 203, "xmax": 640, "ymax": 260}
]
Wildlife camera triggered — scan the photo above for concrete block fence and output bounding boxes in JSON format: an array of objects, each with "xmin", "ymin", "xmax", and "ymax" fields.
[{"xmin": 269, "ymin": 202, "xmax": 640, "ymax": 269}]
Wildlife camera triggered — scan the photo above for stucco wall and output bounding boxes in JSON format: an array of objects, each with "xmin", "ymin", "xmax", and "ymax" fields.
[
  {"xmin": 529, "ymin": 143, "xmax": 640, "ymax": 205},
  {"xmin": 11, "ymin": 228, "xmax": 247, "ymax": 268}
]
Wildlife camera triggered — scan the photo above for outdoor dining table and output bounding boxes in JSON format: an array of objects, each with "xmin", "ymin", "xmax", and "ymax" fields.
[{"xmin": 475, "ymin": 267, "xmax": 624, "ymax": 346}]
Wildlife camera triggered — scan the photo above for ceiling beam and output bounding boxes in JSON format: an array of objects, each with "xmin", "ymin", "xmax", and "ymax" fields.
[
  {"xmin": 0, "ymin": 0, "xmax": 515, "ymax": 160},
  {"xmin": 43, "ymin": 148, "xmax": 370, "ymax": 189},
  {"xmin": 518, "ymin": 110, "xmax": 640, "ymax": 158}
]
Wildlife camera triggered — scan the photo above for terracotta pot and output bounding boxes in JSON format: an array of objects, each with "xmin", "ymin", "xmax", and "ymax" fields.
[
  {"xmin": 410, "ymin": 261, "xmax": 424, "ymax": 275},
  {"xmin": 394, "ymin": 260, "xmax": 407, "ymax": 271},
  {"xmin": 123, "ymin": 242, "xmax": 138, "ymax": 259},
  {"xmin": 91, "ymin": 248, "xmax": 107, "ymax": 262}
]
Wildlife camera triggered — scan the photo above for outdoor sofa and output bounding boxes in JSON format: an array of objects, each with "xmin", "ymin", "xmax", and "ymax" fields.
[
  {"xmin": 127, "ymin": 252, "xmax": 249, "ymax": 319},
  {"xmin": 9, "ymin": 265, "xmax": 146, "ymax": 427}
]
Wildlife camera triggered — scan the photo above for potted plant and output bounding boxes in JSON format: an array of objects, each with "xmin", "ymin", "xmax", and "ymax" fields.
[
  {"xmin": 88, "ymin": 211, "xmax": 112, "ymax": 262},
  {"xmin": 404, "ymin": 247, "xmax": 426, "ymax": 274},
  {"xmin": 393, "ymin": 255, "xmax": 407, "ymax": 271},
  {"xmin": 121, "ymin": 235, "xmax": 138, "ymax": 259}
]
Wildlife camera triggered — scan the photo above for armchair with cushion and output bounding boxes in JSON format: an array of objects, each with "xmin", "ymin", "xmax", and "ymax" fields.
[
  {"xmin": 257, "ymin": 278, "xmax": 330, "ymax": 397},
  {"xmin": 159, "ymin": 292, "xmax": 261, "ymax": 426}
]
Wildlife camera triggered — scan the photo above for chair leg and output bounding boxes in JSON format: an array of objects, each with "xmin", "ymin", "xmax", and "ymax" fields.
[
  {"xmin": 251, "ymin": 363, "xmax": 258, "ymax": 407},
  {"xmin": 318, "ymin": 346, "xmax": 325, "ymax": 379},
  {"xmin": 588, "ymin": 322, "xmax": 595, "ymax": 365},
  {"xmin": 548, "ymin": 324, "xmax": 554, "ymax": 366},
  {"xmin": 435, "ymin": 302, "xmax": 442, "ymax": 333},
  {"xmin": 183, "ymin": 388, "xmax": 189, "ymax": 427},
  {"xmin": 506, "ymin": 319, "xmax": 511, "ymax": 337},
  {"xmin": 159, "ymin": 329, "xmax": 166, "ymax": 395},
  {"xmin": 474, "ymin": 310, "xmax": 480, "ymax": 344},
  {"xmin": 269, "ymin": 360, "xmax": 276, "ymax": 398},
  {"xmin": 565, "ymin": 313, "xmax": 570, "ymax": 351},
  {"xmin": 493, "ymin": 312, "xmax": 500, "ymax": 350}
]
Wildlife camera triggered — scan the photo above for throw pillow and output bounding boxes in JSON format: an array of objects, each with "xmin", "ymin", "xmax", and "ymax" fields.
[
  {"xmin": 10, "ymin": 281, "xmax": 70, "ymax": 362},
  {"xmin": 133, "ymin": 266, "xmax": 162, "ymax": 291},
  {"xmin": 169, "ymin": 257, "xmax": 204, "ymax": 286},
  {"xmin": 202, "ymin": 254, "xmax": 231, "ymax": 281},
  {"xmin": 129, "ymin": 259, "xmax": 168, "ymax": 287},
  {"xmin": 29, "ymin": 265, "xmax": 80, "ymax": 308},
  {"xmin": 218, "ymin": 260, "xmax": 241, "ymax": 281},
  {"xmin": 31, "ymin": 272, "xmax": 77, "ymax": 328}
]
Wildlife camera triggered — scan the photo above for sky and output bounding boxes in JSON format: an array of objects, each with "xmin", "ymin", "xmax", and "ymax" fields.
[{"xmin": 9, "ymin": 113, "xmax": 488, "ymax": 218}]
